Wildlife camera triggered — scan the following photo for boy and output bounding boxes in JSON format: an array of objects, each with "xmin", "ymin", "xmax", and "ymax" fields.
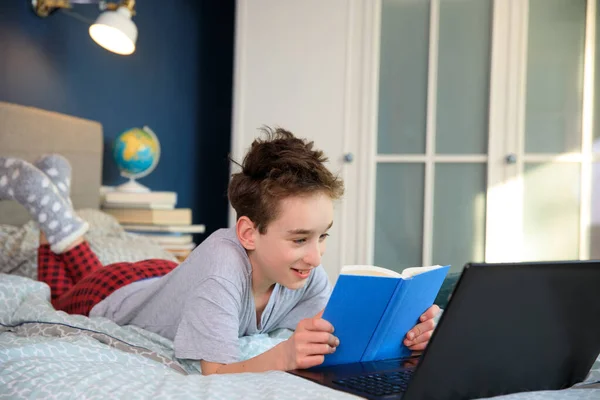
[{"xmin": 0, "ymin": 127, "xmax": 439, "ymax": 374}]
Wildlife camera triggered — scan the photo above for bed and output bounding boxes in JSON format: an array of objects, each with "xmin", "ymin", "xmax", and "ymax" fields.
[{"xmin": 0, "ymin": 102, "xmax": 599, "ymax": 399}]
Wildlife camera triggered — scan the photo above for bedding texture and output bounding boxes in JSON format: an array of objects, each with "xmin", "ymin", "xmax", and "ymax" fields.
[
  {"xmin": 0, "ymin": 274, "xmax": 355, "ymax": 399},
  {"xmin": 1, "ymin": 274, "xmax": 599, "ymax": 399}
]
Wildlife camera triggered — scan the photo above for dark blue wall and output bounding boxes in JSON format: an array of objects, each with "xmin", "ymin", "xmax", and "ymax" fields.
[{"xmin": 0, "ymin": 0, "xmax": 235, "ymax": 239}]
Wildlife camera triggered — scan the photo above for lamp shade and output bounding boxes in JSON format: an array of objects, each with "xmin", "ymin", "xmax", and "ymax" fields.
[{"xmin": 89, "ymin": 6, "xmax": 137, "ymax": 55}]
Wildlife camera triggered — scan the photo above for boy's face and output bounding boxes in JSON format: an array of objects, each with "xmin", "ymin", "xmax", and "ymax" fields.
[{"xmin": 250, "ymin": 192, "xmax": 333, "ymax": 290}]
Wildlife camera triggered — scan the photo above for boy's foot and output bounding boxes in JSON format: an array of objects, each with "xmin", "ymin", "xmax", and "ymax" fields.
[
  {"xmin": 34, "ymin": 154, "xmax": 73, "ymax": 204},
  {"xmin": 0, "ymin": 157, "xmax": 88, "ymax": 253}
]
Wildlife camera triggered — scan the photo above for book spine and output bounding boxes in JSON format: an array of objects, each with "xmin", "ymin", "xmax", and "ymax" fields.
[
  {"xmin": 361, "ymin": 266, "xmax": 449, "ymax": 362},
  {"xmin": 361, "ymin": 280, "xmax": 412, "ymax": 362}
]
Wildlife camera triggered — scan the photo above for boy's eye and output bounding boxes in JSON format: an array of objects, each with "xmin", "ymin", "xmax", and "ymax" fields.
[
  {"xmin": 293, "ymin": 238, "xmax": 307, "ymax": 244},
  {"xmin": 319, "ymin": 233, "xmax": 330, "ymax": 242}
]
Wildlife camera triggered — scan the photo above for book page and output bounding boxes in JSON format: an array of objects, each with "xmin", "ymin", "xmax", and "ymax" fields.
[
  {"xmin": 340, "ymin": 265, "xmax": 402, "ymax": 278},
  {"xmin": 400, "ymin": 265, "xmax": 443, "ymax": 278}
]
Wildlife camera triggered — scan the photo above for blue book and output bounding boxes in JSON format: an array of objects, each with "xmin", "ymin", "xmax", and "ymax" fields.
[{"xmin": 321, "ymin": 264, "xmax": 450, "ymax": 366}]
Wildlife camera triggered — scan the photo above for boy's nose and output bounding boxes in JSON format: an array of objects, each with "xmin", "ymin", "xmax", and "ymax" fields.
[{"xmin": 304, "ymin": 243, "xmax": 322, "ymax": 267}]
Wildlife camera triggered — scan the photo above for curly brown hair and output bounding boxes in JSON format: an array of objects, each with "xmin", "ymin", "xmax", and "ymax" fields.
[{"xmin": 228, "ymin": 127, "xmax": 345, "ymax": 234}]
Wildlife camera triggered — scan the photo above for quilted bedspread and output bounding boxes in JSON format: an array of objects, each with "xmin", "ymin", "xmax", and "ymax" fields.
[{"xmin": 1, "ymin": 274, "xmax": 598, "ymax": 400}]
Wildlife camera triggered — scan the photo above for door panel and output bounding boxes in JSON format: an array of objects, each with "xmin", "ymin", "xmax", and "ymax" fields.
[
  {"xmin": 374, "ymin": 163, "xmax": 425, "ymax": 272},
  {"xmin": 377, "ymin": 0, "xmax": 430, "ymax": 155},
  {"xmin": 436, "ymin": 0, "xmax": 492, "ymax": 155},
  {"xmin": 525, "ymin": 0, "xmax": 586, "ymax": 154},
  {"xmin": 522, "ymin": 163, "xmax": 581, "ymax": 261},
  {"xmin": 432, "ymin": 163, "xmax": 487, "ymax": 273}
]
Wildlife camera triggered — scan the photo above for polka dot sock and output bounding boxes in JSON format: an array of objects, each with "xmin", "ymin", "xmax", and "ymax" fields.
[
  {"xmin": 0, "ymin": 157, "xmax": 88, "ymax": 253},
  {"xmin": 34, "ymin": 154, "xmax": 73, "ymax": 202}
]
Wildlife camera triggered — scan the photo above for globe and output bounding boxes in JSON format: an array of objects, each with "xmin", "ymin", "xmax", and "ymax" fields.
[{"xmin": 113, "ymin": 126, "xmax": 160, "ymax": 192}]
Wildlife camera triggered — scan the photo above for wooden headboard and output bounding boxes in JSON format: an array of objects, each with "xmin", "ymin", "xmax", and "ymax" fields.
[{"xmin": 0, "ymin": 102, "xmax": 103, "ymax": 226}]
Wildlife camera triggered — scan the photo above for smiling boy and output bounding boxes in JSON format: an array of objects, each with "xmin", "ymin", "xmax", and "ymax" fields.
[
  {"xmin": 1, "ymin": 127, "xmax": 438, "ymax": 375},
  {"xmin": 191, "ymin": 127, "xmax": 437, "ymax": 373}
]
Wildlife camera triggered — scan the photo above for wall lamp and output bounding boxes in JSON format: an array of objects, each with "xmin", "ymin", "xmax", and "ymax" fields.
[{"xmin": 31, "ymin": 0, "xmax": 138, "ymax": 55}]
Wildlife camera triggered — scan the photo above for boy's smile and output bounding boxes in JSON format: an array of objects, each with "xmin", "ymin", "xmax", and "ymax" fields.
[{"xmin": 290, "ymin": 267, "xmax": 312, "ymax": 279}]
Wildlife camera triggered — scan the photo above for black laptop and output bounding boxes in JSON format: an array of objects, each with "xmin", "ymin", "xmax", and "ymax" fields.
[{"xmin": 289, "ymin": 261, "xmax": 600, "ymax": 400}]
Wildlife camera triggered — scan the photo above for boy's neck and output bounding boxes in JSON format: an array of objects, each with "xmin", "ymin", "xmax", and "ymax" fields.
[
  {"xmin": 246, "ymin": 251, "xmax": 276, "ymax": 295},
  {"xmin": 251, "ymin": 265, "xmax": 276, "ymax": 296}
]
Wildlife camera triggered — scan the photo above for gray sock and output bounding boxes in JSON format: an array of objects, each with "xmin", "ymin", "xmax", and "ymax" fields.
[
  {"xmin": 0, "ymin": 157, "xmax": 88, "ymax": 253},
  {"xmin": 34, "ymin": 154, "xmax": 73, "ymax": 205}
]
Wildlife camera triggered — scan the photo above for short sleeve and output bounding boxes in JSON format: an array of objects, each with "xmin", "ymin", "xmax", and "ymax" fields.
[
  {"xmin": 275, "ymin": 266, "xmax": 332, "ymax": 330},
  {"xmin": 174, "ymin": 277, "xmax": 243, "ymax": 364}
]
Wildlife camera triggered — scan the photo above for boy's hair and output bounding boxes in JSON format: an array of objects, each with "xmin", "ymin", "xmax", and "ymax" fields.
[{"xmin": 228, "ymin": 127, "xmax": 344, "ymax": 234}]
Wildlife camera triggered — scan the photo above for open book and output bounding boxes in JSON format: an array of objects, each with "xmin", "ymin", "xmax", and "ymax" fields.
[{"xmin": 320, "ymin": 264, "xmax": 450, "ymax": 367}]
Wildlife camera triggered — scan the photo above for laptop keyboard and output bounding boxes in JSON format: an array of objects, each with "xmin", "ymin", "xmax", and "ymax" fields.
[{"xmin": 333, "ymin": 370, "xmax": 414, "ymax": 397}]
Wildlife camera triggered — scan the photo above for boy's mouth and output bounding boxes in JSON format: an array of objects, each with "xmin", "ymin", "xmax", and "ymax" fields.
[{"xmin": 291, "ymin": 268, "xmax": 311, "ymax": 279}]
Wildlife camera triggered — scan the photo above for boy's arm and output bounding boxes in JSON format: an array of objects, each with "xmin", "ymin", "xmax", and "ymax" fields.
[
  {"xmin": 201, "ymin": 343, "xmax": 287, "ymax": 375},
  {"xmin": 201, "ymin": 314, "xmax": 339, "ymax": 375}
]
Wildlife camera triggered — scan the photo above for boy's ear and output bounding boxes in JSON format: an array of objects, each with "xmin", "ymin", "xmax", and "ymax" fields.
[{"xmin": 236, "ymin": 216, "xmax": 257, "ymax": 250}]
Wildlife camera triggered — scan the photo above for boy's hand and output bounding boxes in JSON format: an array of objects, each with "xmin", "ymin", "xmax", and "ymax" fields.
[
  {"xmin": 281, "ymin": 314, "xmax": 339, "ymax": 370},
  {"xmin": 403, "ymin": 305, "xmax": 440, "ymax": 351}
]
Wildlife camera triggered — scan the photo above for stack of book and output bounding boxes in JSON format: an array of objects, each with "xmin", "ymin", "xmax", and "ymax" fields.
[{"xmin": 101, "ymin": 190, "xmax": 205, "ymax": 261}]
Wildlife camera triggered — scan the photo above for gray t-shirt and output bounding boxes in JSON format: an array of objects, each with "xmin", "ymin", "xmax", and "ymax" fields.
[{"xmin": 90, "ymin": 228, "xmax": 331, "ymax": 363}]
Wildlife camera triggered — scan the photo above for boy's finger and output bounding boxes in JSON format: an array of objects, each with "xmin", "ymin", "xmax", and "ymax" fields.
[
  {"xmin": 408, "ymin": 341, "xmax": 428, "ymax": 351},
  {"xmin": 314, "ymin": 309, "xmax": 324, "ymax": 319},
  {"xmin": 406, "ymin": 318, "xmax": 435, "ymax": 341},
  {"xmin": 328, "ymin": 334, "xmax": 340, "ymax": 348},
  {"xmin": 408, "ymin": 329, "xmax": 432, "ymax": 346},
  {"xmin": 297, "ymin": 354, "xmax": 326, "ymax": 369},
  {"xmin": 303, "ymin": 343, "xmax": 336, "ymax": 356},
  {"xmin": 409, "ymin": 318, "xmax": 435, "ymax": 339},
  {"xmin": 419, "ymin": 305, "xmax": 440, "ymax": 322},
  {"xmin": 302, "ymin": 331, "xmax": 337, "ymax": 345},
  {"xmin": 307, "ymin": 317, "xmax": 335, "ymax": 333}
]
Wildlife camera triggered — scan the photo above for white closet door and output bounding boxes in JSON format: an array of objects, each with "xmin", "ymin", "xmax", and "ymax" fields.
[
  {"xmin": 487, "ymin": 0, "xmax": 599, "ymax": 262},
  {"xmin": 373, "ymin": 0, "xmax": 492, "ymax": 274}
]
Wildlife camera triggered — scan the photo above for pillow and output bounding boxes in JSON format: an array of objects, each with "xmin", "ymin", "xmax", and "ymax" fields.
[{"xmin": 0, "ymin": 209, "xmax": 178, "ymax": 279}]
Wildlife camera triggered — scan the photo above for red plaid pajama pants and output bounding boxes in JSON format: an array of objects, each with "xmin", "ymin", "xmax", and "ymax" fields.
[{"xmin": 38, "ymin": 242, "xmax": 178, "ymax": 316}]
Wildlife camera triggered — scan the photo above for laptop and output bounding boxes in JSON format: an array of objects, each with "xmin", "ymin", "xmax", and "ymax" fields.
[{"xmin": 289, "ymin": 261, "xmax": 600, "ymax": 399}]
